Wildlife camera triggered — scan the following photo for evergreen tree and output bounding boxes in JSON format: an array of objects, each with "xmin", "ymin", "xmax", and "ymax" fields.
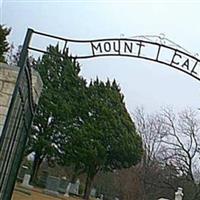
[
  {"xmin": 0, "ymin": 25, "xmax": 11, "ymax": 62},
  {"xmin": 60, "ymin": 79, "xmax": 143, "ymax": 199},
  {"xmin": 27, "ymin": 45, "xmax": 87, "ymax": 182}
]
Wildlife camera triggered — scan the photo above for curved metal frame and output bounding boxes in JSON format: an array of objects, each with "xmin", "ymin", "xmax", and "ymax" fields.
[{"xmin": 29, "ymin": 29, "xmax": 200, "ymax": 82}]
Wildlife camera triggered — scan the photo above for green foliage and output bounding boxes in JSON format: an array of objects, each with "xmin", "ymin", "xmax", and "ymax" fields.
[
  {"xmin": 29, "ymin": 45, "xmax": 143, "ymax": 197},
  {"xmin": 59, "ymin": 77, "xmax": 143, "ymax": 199},
  {"xmin": 0, "ymin": 25, "xmax": 11, "ymax": 62},
  {"xmin": 28, "ymin": 45, "xmax": 87, "ymax": 181},
  {"xmin": 62, "ymin": 78, "xmax": 143, "ymax": 173}
]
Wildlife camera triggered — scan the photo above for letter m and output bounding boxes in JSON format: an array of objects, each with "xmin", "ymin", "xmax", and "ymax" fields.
[{"xmin": 91, "ymin": 42, "xmax": 102, "ymax": 55}]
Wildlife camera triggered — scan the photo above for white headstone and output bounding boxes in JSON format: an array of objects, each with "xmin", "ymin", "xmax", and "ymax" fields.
[
  {"xmin": 64, "ymin": 182, "xmax": 72, "ymax": 197},
  {"xmin": 96, "ymin": 194, "xmax": 104, "ymax": 200},
  {"xmin": 175, "ymin": 187, "xmax": 183, "ymax": 200},
  {"xmin": 90, "ymin": 188, "xmax": 97, "ymax": 197},
  {"xmin": 100, "ymin": 194, "xmax": 104, "ymax": 200},
  {"xmin": 21, "ymin": 174, "xmax": 33, "ymax": 189},
  {"xmin": 69, "ymin": 179, "xmax": 80, "ymax": 195}
]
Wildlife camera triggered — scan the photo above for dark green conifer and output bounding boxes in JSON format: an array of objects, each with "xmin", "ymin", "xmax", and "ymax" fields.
[{"xmin": 0, "ymin": 25, "xmax": 11, "ymax": 62}]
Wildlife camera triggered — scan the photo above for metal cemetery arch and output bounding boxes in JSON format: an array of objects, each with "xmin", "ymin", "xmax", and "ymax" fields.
[
  {"xmin": 29, "ymin": 29, "xmax": 200, "ymax": 82},
  {"xmin": 0, "ymin": 28, "xmax": 200, "ymax": 200}
]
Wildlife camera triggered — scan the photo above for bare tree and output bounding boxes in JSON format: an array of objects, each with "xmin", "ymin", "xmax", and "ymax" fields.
[
  {"xmin": 133, "ymin": 107, "xmax": 166, "ymax": 166},
  {"xmin": 133, "ymin": 107, "xmax": 200, "ymax": 200},
  {"xmin": 133, "ymin": 107, "xmax": 171, "ymax": 200},
  {"xmin": 160, "ymin": 107, "xmax": 200, "ymax": 182}
]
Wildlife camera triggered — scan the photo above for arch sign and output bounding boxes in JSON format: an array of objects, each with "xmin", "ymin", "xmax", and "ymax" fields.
[
  {"xmin": 90, "ymin": 39, "xmax": 199, "ymax": 80},
  {"xmin": 29, "ymin": 29, "xmax": 200, "ymax": 81}
]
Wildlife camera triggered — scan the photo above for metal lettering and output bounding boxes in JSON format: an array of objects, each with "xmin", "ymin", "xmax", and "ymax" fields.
[
  {"xmin": 181, "ymin": 59, "xmax": 190, "ymax": 70},
  {"xmin": 191, "ymin": 60, "xmax": 199, "ymax": 75},
  {"xmin": 171, "ymin": 52, "xmax": 182, "ymax": 66},
  {"xmin": 136, "ymin": 42, "xmax": 145, "ymax": 56},
  {"xmin": 124, "ymin": 42, "xmax": 133, "ymax": 53},
  {"xmin": 113, "ymin": 41, "xmax": 120, "ymax": 54},
  {"xmin": 91, "ymin": 42, "xmax": 102, "ymax": 55},
  {"xmin": 104, "ymin": 42, "xmax": 111, "ymax": 52},
  {"xmin": 156, "ymin": 45, "xmax": 161, "ymax": 61}
]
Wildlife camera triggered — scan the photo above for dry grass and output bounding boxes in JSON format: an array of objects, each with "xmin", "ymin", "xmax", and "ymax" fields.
[{"xmin": 12, "ymin": 185, "xmax": 81, "ymax": 200}]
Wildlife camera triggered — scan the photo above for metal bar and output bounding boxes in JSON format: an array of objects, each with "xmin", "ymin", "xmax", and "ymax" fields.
[
  {"xmin": 0, "ymin": 28, "xmax": 33, "ymax": 200},
  {"xmin": 78, "ymin": 53, "xmax": 200, "ymax": 82},
  {"xmin": 0, "ymin": 28, "xmax": 33, "ymax": 151},
  {"xmin": 25, "ymin": 64, "xmax": 35, "ymax": 114},
  {"xmin": 0, "ymin": 103, "xmax": 23, "ymax": 193},
  {"xmin": 28, "ymin": 46, "xmax": 48, "ymax": 54},
  {"xmin": 3, "ymin": 104, "xmax": 33, "ymax": 200},
  {"xmin": 0, "ymin": 95, "xmax": 23, "ymax": 183}
]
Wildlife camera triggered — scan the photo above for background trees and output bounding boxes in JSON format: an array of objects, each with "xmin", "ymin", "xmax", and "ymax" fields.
[
  {"xmin": 160, "ymin": 108, "xmax": 200, "ymax": 200},
  {"xmin": 160, "ymin": 108, "xmax": 200, "ymax": 182},
  {"xmin": 133, "ymin": 107, "xmax": 200, "ymax": 200},
  {"xmin": 0, "ymin": 25, "xmax": 11, "ymax": 62},
  {"xmin": 134, "ymin": 107, "xmax": 166, "ymax": 167}
]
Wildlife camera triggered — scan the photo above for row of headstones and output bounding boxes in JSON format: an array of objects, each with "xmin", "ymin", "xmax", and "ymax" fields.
[
  {"xmin": 18, "ymin": 166, "xmax": 81, "ymax": 195},
  {"xmin": 158, "ymin": 187, "xmax": 183, "ymax": 200},
  {"xmin": 18, "ymin": 168, "xmax": 183, "ymax": 200},
  {"xmin": 45, "ymin": 176, "xmax": 80, "ymax": 196},
  {"xmin": 20, "ymin": 173, "xmax": 98, "ymax": 198},
  {"xmin": 21, "ymin": 174, "xmax": 80, "ymax": 195}
]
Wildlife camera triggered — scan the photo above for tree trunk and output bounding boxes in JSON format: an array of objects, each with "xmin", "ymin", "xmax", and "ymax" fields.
[
  {"xmin": 83, "ymin": 172, "xmax": 95, "ymax": 200},
  {"xmin": 31, "ymin": 153, "xmax": 43, "ymax": 183}
]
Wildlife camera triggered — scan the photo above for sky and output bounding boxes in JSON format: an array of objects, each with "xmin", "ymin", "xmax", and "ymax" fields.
[{"xmin": 1, "ymin": 0, "xmax": 200, "ymax": 114}]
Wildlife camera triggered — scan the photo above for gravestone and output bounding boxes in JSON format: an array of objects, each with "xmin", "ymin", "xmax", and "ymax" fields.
[
  {"xmin": 90, "ymin": 188, "xmax": 97, "ymax": 197},
  {"xmin": 44, "ymin": 176, "xmax": 60, "ymax": 196},
  {"xmin": 38, "ymin": 170, "xmax": 48, "ymax": 188},
  {"xmin": 175, "ymin": 188, "xmax": 183, "ymax": 200},
  {"xmin": 21, "ymin": 174, "xmax": 33, "ymax": 189},
  {"xmin": 58, "ymin": 177, "xmax": 69, "ymax": 194},
  {"xmin": 64, "ymin": 182, "xmax": 71, "ymax": 197},
  {"xmin": 17, "ymin": 165, "xmax": 29, "ymax": 181},
  {"xmin": 96, "ymin": 194, "xmax": 104, "ymax": 200},
  {"xmin": 69, "ymin": 179, "xmax": 80, "ymax": 195},
  {"xmin": 158, "ymin": 187, "xmax": 184, "ymax": 200}
]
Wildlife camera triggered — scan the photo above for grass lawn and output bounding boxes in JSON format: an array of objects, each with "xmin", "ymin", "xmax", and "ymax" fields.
[{"xmin": 12, "ymin": 185, "xmax": 80, "ymax": 200}]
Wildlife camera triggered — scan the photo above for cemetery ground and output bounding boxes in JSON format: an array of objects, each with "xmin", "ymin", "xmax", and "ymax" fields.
[{"xmin": 12, "ymin": 184, "xmax": 79, "ymax": 200}]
